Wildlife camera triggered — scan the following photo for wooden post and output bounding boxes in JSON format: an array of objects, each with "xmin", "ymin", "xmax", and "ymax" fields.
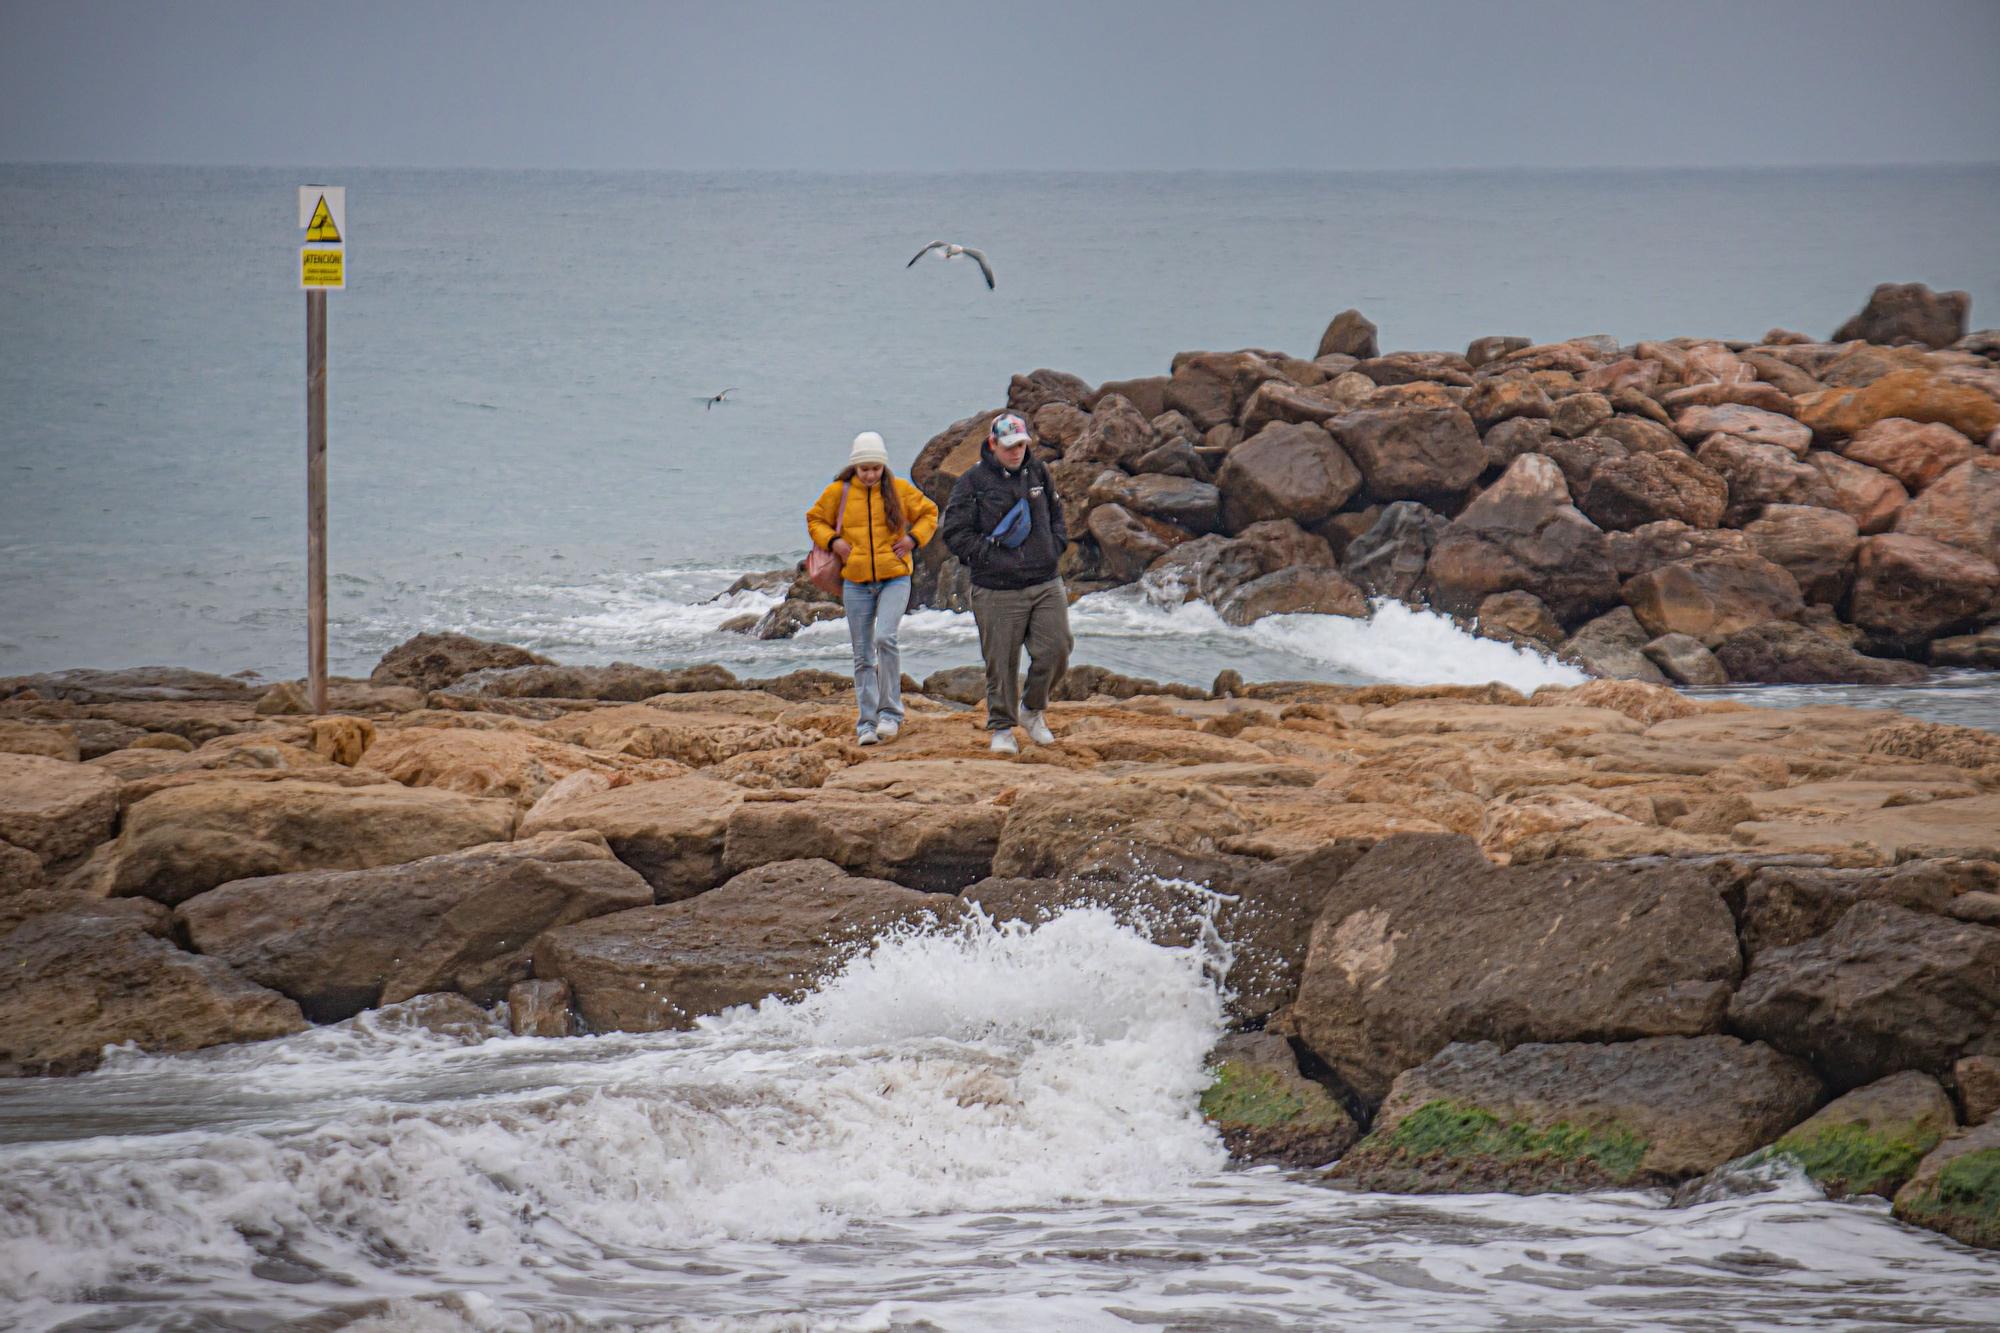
[{"xmin": 306, "ymin": 289, "xmax": 328, "ymax": 715}]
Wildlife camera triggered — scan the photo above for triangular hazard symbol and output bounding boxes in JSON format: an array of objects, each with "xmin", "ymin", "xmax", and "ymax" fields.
[{"xmin": 305, "ymin": 195, "xmax": 340, "ymax": 243}]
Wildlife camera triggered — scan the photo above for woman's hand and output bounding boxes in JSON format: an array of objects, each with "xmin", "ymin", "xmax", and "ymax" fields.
[
  {"xmin": 831, "ymin": 538, "xmax": 853, "ymax": 560},
  {"xmin": 892, "ymin": 535, "xmax": 916, "ymax": 558}
]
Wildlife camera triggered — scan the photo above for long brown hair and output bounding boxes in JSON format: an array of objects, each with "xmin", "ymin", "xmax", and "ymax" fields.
[{"xmin": 834, "ymin": 464, "xmax": 906, "ymax": 534}]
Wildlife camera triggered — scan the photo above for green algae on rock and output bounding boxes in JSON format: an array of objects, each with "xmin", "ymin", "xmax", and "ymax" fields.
[
  {"xmin": 1892, "ymin": 1119, "xmax": 2000, "ymax": 1251},
  {"xmin": 1200, "ymin": 1032, "xmax": 1358, "ymax": 1167},
  {"xmin": 1754, "ymin": 1071, "xmax": 1955, "ymax": 1199},
  {"xmin": 1333, "ymin": 1098, "xmax": 1649, "ymax": 1194}
]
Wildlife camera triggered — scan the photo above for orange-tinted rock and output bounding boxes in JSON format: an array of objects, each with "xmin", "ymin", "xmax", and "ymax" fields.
[
  {"xmin": 1796, "ymin": 370, "xmax": 2000, "ymax": 442},
  {"xmin": 1841, "ymin": 418, "xmax": 1976, "ymax": 492},
  {"xmin": 1807, "ymin": 451, "xmax": 1910, "ymax": 534}
]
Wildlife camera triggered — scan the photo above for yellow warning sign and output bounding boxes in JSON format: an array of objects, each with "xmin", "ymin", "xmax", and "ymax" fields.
[
  {"xmin": 301, "ymin": 248, "xmax": 345, "ymax": 289},
  {"xmin": 305, "ymin": 194, "xmax": 341, "ymax": 243}
]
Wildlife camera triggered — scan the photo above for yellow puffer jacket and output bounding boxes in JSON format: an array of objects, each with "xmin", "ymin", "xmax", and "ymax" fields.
[{"xmin": 806, "ymin": 475, "xmax": 940, "ymax": 585}]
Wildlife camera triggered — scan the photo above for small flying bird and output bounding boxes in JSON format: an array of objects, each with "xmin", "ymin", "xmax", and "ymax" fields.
[
  {"xmin": 906, "ymin": 240, "xmax": 995, "ymax": 290},
  {"xmin": 694, "ymin": 387, "xmax": 740, "ymax": 410}
]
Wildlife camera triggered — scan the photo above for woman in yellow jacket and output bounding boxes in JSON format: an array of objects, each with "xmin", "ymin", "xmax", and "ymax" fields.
[{"xmin": 806, "ymin": 431, "xmax": 939, "ymax": 744}]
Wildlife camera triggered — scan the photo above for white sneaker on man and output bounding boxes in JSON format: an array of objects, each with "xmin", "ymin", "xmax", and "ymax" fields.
[
  {"xmin": 857, "ymin": 727, "xmax": 879, "ymax": 747},
  {"xmin": 1022, "ymin": 711, "xmax": 1056, "ymax": 746},
  {"xmin": 876, "ymin": 718, "xmax": 900, "ymax": 742},
  {"xmin": 989, "ymin": 729, "xmax": 1019, "ymax": 755}
]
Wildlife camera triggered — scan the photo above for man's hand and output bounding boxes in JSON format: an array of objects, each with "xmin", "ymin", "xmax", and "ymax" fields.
[
  {"xmin": 831, "ymin": 538, "xmax": 853, "ymax": 560},
  {"xmin": 892, "ymin": 536, "xmax": 916, "ymax": 558}
]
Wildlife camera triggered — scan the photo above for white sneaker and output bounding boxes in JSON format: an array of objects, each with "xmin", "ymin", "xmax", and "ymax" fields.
[
  {"xmin": 989, "ymin": 730, "xmax": 1019, "ymax": 755},
  {"xmin": 1022, "ymin": 711, "xmax": 1056, "ymax": 746},
  {"xmin": 857, "ymin": 727, "xmax": 879, "ymax": 747},
  {"xmin": 877, "ymin": 718, "xmax": 901, "ymax": 742}
]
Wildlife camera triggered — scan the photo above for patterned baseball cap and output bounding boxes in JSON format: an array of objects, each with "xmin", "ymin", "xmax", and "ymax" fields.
[{"xmin": 988, "ymin": 412, "xmax": 1031, "ymax": 448}]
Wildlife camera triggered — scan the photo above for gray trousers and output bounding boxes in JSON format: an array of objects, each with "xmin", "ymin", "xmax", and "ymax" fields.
[{"xmin": 968, "ymin": 578, "xmax": 1072, "ymax": 730}]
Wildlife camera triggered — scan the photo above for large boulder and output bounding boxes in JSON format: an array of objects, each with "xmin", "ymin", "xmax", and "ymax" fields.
[
  {"xmin": 1796, "ymin": 369, "xmax": 2000, "ymax": 443},
  {"xmin": 1741, "ymin": 505, "xmax": 1860, "ymax": 604},
  {"xmin": 1329, "ymin": 1036, "xmax": 1821, "ymax": 1193},
  {"xmin": 1736, "ymin": 862, "xmax": 1970, "ymax": 963},
  {"xmin": 1088, "ymin": 472, "xmax": 1222, "ymax": 534},
  {"xmin": 533, "ymin": 859, "xmax": 956, "ymax": 1031},
  {"xmin": 1332, "ymin": 405, "xmax": 1484, "ymax": 504},
  {"xmin": 1425, "ymin": 454, "xmax": 1620, "ymax": 627},
  {"xmin": 720, "ymin": 794, "xmax": 1006, "ymax": 894},
  {"xmin": 1213, "ymin": 422, "xmax": 1361, "ymax": 532},
  {"xmin": 1217, "ymin": 566, "xmax": 1368, "ymax": 626},
  {"xmin": 1481, "ymin": 415, "xmax": 1556, "ymax": 473},
  {"xmin": 0, "ymin": 721, "xmax": 81, "ymax": 762},
  {"xmin": 1087, "ymin": 376, "xmax": 1170, "ymax": 421},
  {"xmin": 1461, "ymin": 377, "xmax": 1552, "ymax": 430},
  {"xmin": 1832, "ymin": 282, "xmax": 1972, "ymax": 349},
  {"xmin": 1841, "ymin": 419, "xmax": 1976, "ymax": 493},
  {"xmin": 1847, "ymin": 533, "xmax": 1999, "ymax": 645},
  {"xmin": 1201, "ymin": 1032, "xmax": 1360, "ymax": 1167},
  {"xmin": 1714, "ymin": 621, "xmax": 1926, "ymax": 686},
  {"xmin": 1672, "ymin": 404, "xmax": 1811, "ymax": 455},
  {"xmin": 1604, "ymin": 521, "xmax": 1751, "ymax": 580},
  {"xmin": 1316, "ymin": 309, "xmax": 1379, "ymax": 360},
  {"xmin": 1339, "ymin": 502, "xmax": 1449, "ymax": 602},
  {"xmin": 1065, "ymin": 392, "xmax": 1156, "ymax": 470},
  {"xmin": 1730, "ymin": 901, "xmax": 2000, "ymax": 1091},
  {"xmin": 1166, "ymin": 351, "xmax": 1283, "ymax": 431},
  {"xmin": 1807, "ymin": 451, "xmax": 1909, "ymax": 534},
  {"xmin": 177, "ymin": 832, "xmax": 653, "ymax": 1021},
  {"xmin": 85, "ymin": 779, "xmax": 515, "ymax": 907},
  {"xmin": 1895, "ymin": 456, "xmax": 2000, "ymax": 564},
  {"xmin": 1694, "ymin": 434, "xmax": 1837, "ymax": 525},
  {"xmin": 1087, "ymin": 503, "xmax": 1196, "ymax": 582},
  {"xmin": 1577, "ymin": 450, "xmax": 1729, "ymax": 531},
  {"xmin": 993, "ymin": 783, "xmax": 1252, "ymax": 880},
  {"xmin": 1007, "ymin": 367, "xmax": 1092, "ymax": 415},
  {"xmin": 0, "ymin": 902, "xmax": 306, "ymax": 1076},
  {"xmin": 1893, "ymin": 1119, "xmax": 2000, "ymax": 1250},
  {"xmin": 1288, "ymin": 834, "xmax": 1741, "ymax": 1107},
  {"xmin": 0, "ymin": 753, "xmax": 119, "ymax": 868},
  {"xmin": 1236, "ymin": 379, "xmax": 1346, "ymax": 434},
  {"xmin": 369, "ymin": 633, "xmax": 554, "ymax": 693},
  {"xmin": 1757, "ymin": 1071, "xmax": 1956, "ymax": 1199},
  {"xmin": 1642, "ymin": 633, "xmax": 1727, "ymax": 686},
  {"xmin": 519, "ymin": 773, "xmax": 745, "ymax": 901},
  {"xmin": 911, "ymin": 409, "xmax": 1003, "ymax": 502}
]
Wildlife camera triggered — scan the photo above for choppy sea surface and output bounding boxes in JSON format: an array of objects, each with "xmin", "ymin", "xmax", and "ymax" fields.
[
  {"xmin": 2, "ymin": 163, "xmax": 1998, "ymax": 723},
  {"xmin": 3, "ymin": 910, "xmax": 1997, "ymax": 1332}
]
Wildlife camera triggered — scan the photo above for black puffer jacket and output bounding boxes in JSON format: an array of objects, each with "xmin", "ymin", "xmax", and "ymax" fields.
[{"xmin": 940, "ymin": 442, "xmax": 1069, "ymax": 591}]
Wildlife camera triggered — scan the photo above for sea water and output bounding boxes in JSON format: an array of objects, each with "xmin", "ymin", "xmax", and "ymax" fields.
[
  {"xmin": 2, "ymin": 910, "xmax": 1996, "ymax": 1331},
  {"xmin": 3, "ymin": 164, "xmax": 1998, "ymax": 723}
]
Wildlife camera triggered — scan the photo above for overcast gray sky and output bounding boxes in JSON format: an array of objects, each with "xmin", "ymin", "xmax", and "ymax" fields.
[{"xmin": 3, "ymin": 0, "xmax": 1997, "ymax": 170}]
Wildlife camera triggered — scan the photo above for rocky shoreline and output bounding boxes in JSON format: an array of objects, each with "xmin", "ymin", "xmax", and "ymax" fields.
[
  {"xmin": 4, "ymin": 629, "xmax": 1999, "ymax": 1252},
  {"xmin": 729, "ymin": 282, "xmax": 2000, "ymax": 687}
]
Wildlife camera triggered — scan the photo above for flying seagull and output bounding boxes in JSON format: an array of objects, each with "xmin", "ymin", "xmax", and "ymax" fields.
[
  {"xmin": 907, "ymin": 240, "xmax": 995, "ymax": 290},
  {"xmin": 694, "ymin": 387, "xmax": 740, "ymax": 410}
]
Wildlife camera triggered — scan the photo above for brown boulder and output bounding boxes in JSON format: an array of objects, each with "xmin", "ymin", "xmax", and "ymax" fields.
[
  {"xmin": 1577, "ymin": 450, "xmax": 1729, "ymax": 531},
  {"xmin": 1339, "ymin": 502, "xmax": 1448, "ymax": 602},
  {"xmin": 911, "ymin": 409, "xmax": 1003, "ymax": 502},
  {"xmin": 1356, "ymin": 352, "xmax": 1474, "ymax": 388},
  {"xmin": 1087, "ymin": 473, "xmax": 1222, "ymax": 534},
  {"xmin": 1743, "ymin": 504, "xmax": 1860, "ymax": 604},
  {"xmin": 86, "ymin": 779, "xmax": 515, "ymax": 907},
  {"xmin": 519, "ymin": 773, "xmax": 745, "ymax": 901},
  {"xmin": 1289, "ymin": 834, "xmax": 1741, "ymax": 1107},
  {"xmin": 1087, "ymin": 503, "xmax": 1195, "ymax": 582},
  {"xmin": 1695, "ymin": 434, "xmax": 1837, "ymax": 525},
  {"xmin": 1461, "ymin": 377, "xmax": 1552, "ymax": 429},
  {"xmin": 1425, "ymin": 454, "xmax": 1620, "ymax": 627},
  {"xmin": 1477, "ymin": 590, "xmax": 1562, "ymax": 646},
  {"xmin": 1847, "ymin": 533, "xmax": 1999, "ymax": 645},
  {"xmin": 1550, "ymin": 391, "xmax": 1614, "ymax": 440},
  {"xmin": 1465, "ymin": 335, "xmax": 1530, "ymax": 367},
  {"xmin": 1217, "ymin": 566, "xmax": 1368, "ymax": 626},
  {"xmin": 1642, "ymin": 633, "xmax": 1727, "ymax": 686},
  {"xmin": 0, "ymin": 721, "xmax": 80, "ymax": 762},
  {"xmin": 1130, "ymin": 437, "xmax": 1212, "ymax": 481},
  {"xmin": 1832, "ymin": 282, "xmax": 1971, "ymax": 349},
  {"xmin": 1604, "ymin": 520, "xmax": 1750, "ymax": 580},
  {"xmin": 1316, "ymin": 309, "xmax": 1379, "ymax": 360},
  {"xmin": 1672, "ymin": 404, "xmax": 1811, "ymax": 455},
  {"xmin": 1166, "ymin": 351, "xmax": 1282, "ymax": 431},
  {"xmin": 1732, "ymin": 901, "xmax": 2000, "ymax": 1091},
  {"xmin": 0, "ymin": 667, "xmax": 259, "ymax": 705},
  {"xmin": 1621, "ymin": 552, "xmax": 1804, "ymax": 648},
  {"xmin": 1007, "ymin": 368, "xmax": 1092, "ymax": 415},
  {"xmin": 1066, "ymin": 392, "xmax": 1156, "ymax": 470},
  {"xmin": 1480, "ymin": 415, "xmax": 1556, "ymax": 473},
  {"xmin": 1597, "ymin": 414, "xmax": 1685, "ymax": 457},
  {"xmin": 0, "ymin": 903, "xmax": 306, "ymax": 1076},
  {"xmin": 1087, "ymin": 376, "xmax": 1170, "ymax": 420},
  {"xmin": 1796, "ymin": 369, "xmax": 2000, "ymax": 442},
  {"xmin": 1332, "ymin": 405, "xmax": 1484, "ymax": 504},
  {"xmin": 1842, "ymin": 418, "xmax": 1976, "ymax": 492},
  {"xmin": 1236, "ymin": 379, "xmax": 1345, "ymax": 433},
  {"xmin": 1201, "ymin": 1032, "xmax": 1360, "ymax": 1167},
  {"xmin": 1895, "ymin": 456, "xmax": 2000, "ymax": 563},
  {"xmin": 1330, "ymin": 1036, "xmax": 1821, "ymax": 1193},
  {"xmin": 0, "ymin": 753, "xmax": 119, "ymax": 868},
  {"xmin": 1893, "ymin": 1119, "xmax": 2000, "ymax": 1250},
  {"xmin": 1031, "ymin": 401, "xmax": 1090, "ymax": 449},
  {"xmin": 507, "ymin": 978, "xmax": 574, "ymax": 1037},
  {"xmin": 369, "ymin": 633, "xmax": 554, "ymax": 693},
  {"xmin": 1214, "ymin": 421, "xmax": 1361, "ymax": 532},
  {"xmin": 533, "ymin": 858, "xmax": 955, "ymax": 1032},
  {"xmin": 178, "ymin": 831, "xmax": 650, "ymax": 1020},
  {"xmin": 1714, "ymin": 621, "xmax": 1925, "ymax": 686},
  {"xmin": 1808, "ymin": 450, "xmax": 1910, "ymax": 534},
  {"xmin": 721, "ymin": 795, "xmax": 1006, "ymax": 894}
]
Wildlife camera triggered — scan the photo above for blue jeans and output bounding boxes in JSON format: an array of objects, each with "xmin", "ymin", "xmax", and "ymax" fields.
[{"xmin": 842, "ymin": 575, "xmax": 910, "ymax": 734}]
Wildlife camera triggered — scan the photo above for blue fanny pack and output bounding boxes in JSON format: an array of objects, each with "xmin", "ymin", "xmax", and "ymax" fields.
[{"xmin": 987, "ymin": 496, "xmax": 1032, "ymax": 549}]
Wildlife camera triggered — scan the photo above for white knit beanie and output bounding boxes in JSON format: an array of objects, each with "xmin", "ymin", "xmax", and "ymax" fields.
[{"xmin": 848, "ymin": 431, "xmax": 890, "ymax": 468}]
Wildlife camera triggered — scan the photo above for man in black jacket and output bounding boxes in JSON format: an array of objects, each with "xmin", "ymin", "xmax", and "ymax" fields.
[{"xmin": 940, "ymin": 412, "xmax": 1072, "ymax": 754}]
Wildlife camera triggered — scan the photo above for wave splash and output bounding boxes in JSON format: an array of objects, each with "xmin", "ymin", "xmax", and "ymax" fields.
[{"xmin": 0, "ymin": 909, "xmax": 1229, "ymax": 1312}]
